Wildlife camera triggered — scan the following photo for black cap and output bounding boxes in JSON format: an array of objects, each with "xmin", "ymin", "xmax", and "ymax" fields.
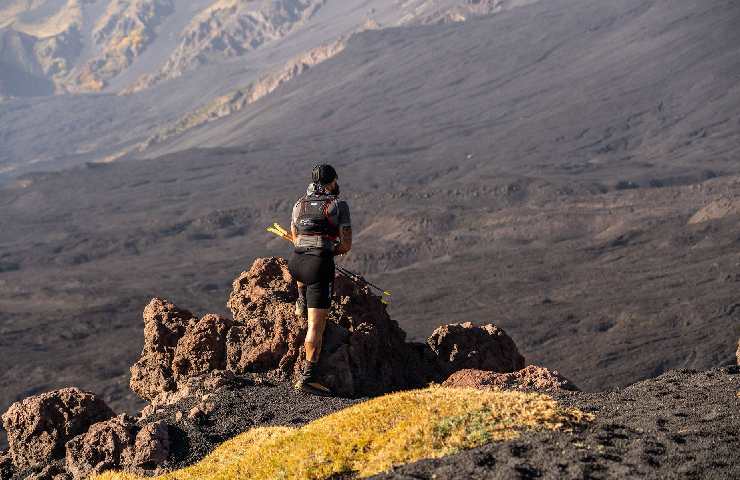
[{"xmin": 312, "ymin": 164, "xmax": 337, "ymax": 185}]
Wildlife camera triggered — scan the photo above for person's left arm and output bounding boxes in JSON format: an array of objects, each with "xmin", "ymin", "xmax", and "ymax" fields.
[{"xmin": 334, "ymin": 201, "xmax": 352, "ymax": 255}]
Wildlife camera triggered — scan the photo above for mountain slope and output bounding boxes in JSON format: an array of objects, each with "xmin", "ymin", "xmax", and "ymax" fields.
[
  {"xmin": 1, "ymin": 0, "xmax": 740, "ymax": 451},
  {"xmin": 148, "ymin": 0, "xmax": 740, "ymax": 184},
  {"xmin": 0, "ymin": 0, "xmax": 537, "ymax": 180}
]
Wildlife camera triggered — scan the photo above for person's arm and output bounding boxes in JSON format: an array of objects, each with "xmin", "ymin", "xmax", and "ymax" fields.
[
  {"xmin": 334, "ymin": 226, "xmax": 352, "ymax": 255},
  {"xmin": 290, "ymin": 201, "xmax": 299, "ymax": 244},
  {"xmin": 334, "ymin": 201, "xmax": 352, "ymax": 255}
]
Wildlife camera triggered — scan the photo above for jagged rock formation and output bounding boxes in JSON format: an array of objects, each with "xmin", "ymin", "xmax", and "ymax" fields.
[
  {"xmin": 0, "ymin": 256, "xmax": 526, "ymax": 478},
  {"xmin": 128, "ymin": 0, "xmax": 327, "ymax": 90},
  {"xmin": 1, "ymin": 388, "xmax": 115, "ymax": 472},
  {"xmin": 71, "ymin": 0, "xmax": 176, "ymax": 92},
  {"xmin": 64, "ymin": 414, "xmax": 138, "ymax": 479},
  {"xmin": 429, "ymin": 322, "xmax": 525, "ymax": 378},
  {"xmin": 442, "ymin": 366, "xmax": 579, "ymax": 392},
  {"xmin": 1, "ymin": 392, "xmax": 171, "ymax": 479},
  {"xmin": 129, "ymin": 298, "xmax": 196, "ymax": 402},
  {"xmin": 127, "ymin": 257, "xmax": 521, "ymax": 399}
]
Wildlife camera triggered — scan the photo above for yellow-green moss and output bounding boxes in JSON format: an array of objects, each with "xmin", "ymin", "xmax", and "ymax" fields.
[{"xmin": 96, "ymin": 386, "xmax": 591, "ymax": 480}]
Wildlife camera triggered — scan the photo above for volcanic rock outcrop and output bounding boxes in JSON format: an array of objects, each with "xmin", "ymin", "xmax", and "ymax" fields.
[
  {"xmin": 429, "ymin": 322, "xmax": 525, "ymax": 378},
  {"xmin": 1, "ymin": 256, "xmax": 526, "ymax": 478},
  {"xmin": 1, "ymin": 389, "xmax": 171, "ymax": 480},
  {"xmin": 1, "ymin": 388, "xmax": 115, "ymax": 472},
  {"xmin": 129, "ymin": 298, "xmax": 197, "ymax": 402},
  {"xmin": 64, "ymin": 414, "xmax": 138, "ymax": 479},
  {"xmin": 442, "ymin": 366, "xmax": 579, "ymax": 392},
  {"xmin": 129, "ymin": 257, "xmax": 523, "ymax": 400}
]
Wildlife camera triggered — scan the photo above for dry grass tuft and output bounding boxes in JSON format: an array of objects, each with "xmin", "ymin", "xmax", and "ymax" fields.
[{"xmin": 96, "ymin": 386, "xmax": 592, "ymax": 480}]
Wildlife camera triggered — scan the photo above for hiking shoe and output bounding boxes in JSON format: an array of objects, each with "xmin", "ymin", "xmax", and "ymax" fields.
[
  {"xmin": 295, "ymin": 377, "xmax": 332, "ymax": 396},
  {"xmin": 294, "ymin": 297, "xmax": 307, "ymax": 319},
  {"xmin": 294, "ymin": 361, "xmax": 332, "ymax": 396}
]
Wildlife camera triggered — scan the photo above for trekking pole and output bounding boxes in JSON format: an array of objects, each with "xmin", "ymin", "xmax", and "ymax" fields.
[
  {"xmin": 266, "ymin": 222, "xmax": 293, "ymax": 243},
  {"xmin": 336, "ymin": 265, "xmax": 392, "ymax": 304}
]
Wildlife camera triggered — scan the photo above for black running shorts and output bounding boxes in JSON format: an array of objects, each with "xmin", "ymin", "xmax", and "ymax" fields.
[{"xmin": 288, "ymin": 251, "xmax": 335, "ymax": 309}]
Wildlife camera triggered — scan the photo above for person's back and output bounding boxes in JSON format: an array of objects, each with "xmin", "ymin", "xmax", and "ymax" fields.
[{"xmin": 288, "ymin": 164, "xmax": 352, "ymax": 395}]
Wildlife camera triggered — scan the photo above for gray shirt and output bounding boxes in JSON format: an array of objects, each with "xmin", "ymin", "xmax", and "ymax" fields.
[{"xmin": 291, "ymin": 183, "xmax": 351, "ymax": 253}]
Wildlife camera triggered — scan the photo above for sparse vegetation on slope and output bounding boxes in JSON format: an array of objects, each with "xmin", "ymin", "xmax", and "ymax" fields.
[{"xmin": 95, "ymin": 387, "xmax": 590, "ymax": 480}]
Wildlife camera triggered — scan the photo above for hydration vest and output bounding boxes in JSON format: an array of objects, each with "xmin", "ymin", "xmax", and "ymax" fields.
[{"xmin": 294, "ymin": 193, "xmax": 340, "ymax": 241}]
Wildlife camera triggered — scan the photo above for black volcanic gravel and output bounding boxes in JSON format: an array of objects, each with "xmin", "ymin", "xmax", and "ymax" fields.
[
  {"xmin": 143, "ymin": 377, "xmax": 366, "ymax": 470},
  {"xmin": 370, "ymin": 367, "xmax": 740, "ymax": 479}
]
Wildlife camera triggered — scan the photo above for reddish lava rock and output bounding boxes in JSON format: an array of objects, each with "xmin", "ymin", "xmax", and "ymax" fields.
[
  {"xmin": 129, "ymin": 298, "xmax": 196, "ymax": 402},
  {"xmin": 129, "ymin": 257, "xmax": 525, "ymax": 399},
  {"xmin": 225, "ymin": 258, "xmax": 302, "ymax": 377},
  {"xmin": 172, "ymin": 314, "xmax": 232, "ymax": 381},
  {"xmin": 428, "ymin": 322, "xmax": 525, "ymax": 378},
  {"xmin": 225, "ymin": 257, "xmax": 429, "ymax": 396},
  {"xmin": 1, "ymin": 388, "xmax": 115, "ymax": 471},
  {"xmin": 64, "ymin": 414, "xmax": 138, "ymax": 480},
  {"xmin": 132, "ymin": 421, "xmax": 170, "ymax": 471},
  {"xmin": 442, "ymin": 366, "xmax": 579, "ymax": 392}
]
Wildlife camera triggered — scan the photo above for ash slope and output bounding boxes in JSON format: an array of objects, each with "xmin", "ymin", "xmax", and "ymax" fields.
[
  {"xmin": 149, "ymin": 0, "xmax": 740, "ymax": 184},
  {"xmin": 2, "ymin": 0, "xmax": 740, "ymax": 449},
  {"xmin": 0, "ymin": 0, "xmax": 527, "ymax": 179},
  {"xmin": 372, "ymin": 367, "xmax": 740, "ymax": 480}
]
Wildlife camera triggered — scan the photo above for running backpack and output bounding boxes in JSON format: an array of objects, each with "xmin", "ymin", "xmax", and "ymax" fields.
[{"xmin": 294, "ymin": 193, "xmax": 339, "ymax": 240}]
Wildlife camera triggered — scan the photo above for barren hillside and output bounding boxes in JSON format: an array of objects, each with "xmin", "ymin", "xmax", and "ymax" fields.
[{"xmin": 1, "ymin": 0, "xmax": 739, "ymax": 455}]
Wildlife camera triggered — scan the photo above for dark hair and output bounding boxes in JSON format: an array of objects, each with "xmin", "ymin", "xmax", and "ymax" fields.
[{"xmin": 312, "ymin": 164, "xmax": 337, "ymax": 185}]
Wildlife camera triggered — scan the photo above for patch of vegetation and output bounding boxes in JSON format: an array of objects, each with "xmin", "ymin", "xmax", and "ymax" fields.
[{"xmin": 96, "ymin": 387, "xmax": 592, "ymax": 480}]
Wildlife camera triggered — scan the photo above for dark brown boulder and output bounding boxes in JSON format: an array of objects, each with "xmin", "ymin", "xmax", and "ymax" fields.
[
  {"xmin": 442, "ymin": 366, "xmax": 579, "ymax": 392},
  {"xmin": 172, "ymin": 314, "xmax": 232, "ymax": 381},
  {"xmin": 130, "ymin": 298, "xmax": 196, "ymax": 401},
  {"xmin": 64, "ymin": 414, "xmax": 137, "ymax": 480},
  {"xmin": 428, "ymin": 322, "xmax": 524, "ymax": 378},
  {"xmin": 132, "ymin": 421, "xmax": 170, "ymax": 471},
  {"xmin": 1, "ymin": 388, "xmax": 114, "ymax": 471}
]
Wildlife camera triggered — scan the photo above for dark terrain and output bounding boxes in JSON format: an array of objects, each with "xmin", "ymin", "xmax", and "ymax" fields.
[
  {"xmin": 1, "ymin": 0, "xmax": 740, "ymax": 450},
  {"xmin": 373, "ymin": 367, "xmax": 740, "ymax": 479}
]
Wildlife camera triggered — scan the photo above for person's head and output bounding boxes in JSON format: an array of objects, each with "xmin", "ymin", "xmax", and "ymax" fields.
[{"xmin": 312, "ymin": 164, "xmax": 339, "ymax": 195}]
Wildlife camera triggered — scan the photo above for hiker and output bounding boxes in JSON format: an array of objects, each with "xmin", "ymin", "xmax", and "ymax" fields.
[{"xmin": 288, "ymin": 164, "xmax": 352, "ymax": 395}]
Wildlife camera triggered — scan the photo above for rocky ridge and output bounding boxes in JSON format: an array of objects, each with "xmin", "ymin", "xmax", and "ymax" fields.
[
  {"xmin": 0, "ymin": 256, "xmax": 530, "ymax": 479},
  {"xmin": 0, "ymin": 0, "xmax": 538, "ymax": 97},
  {"xmin": 125, "ymin": 0, "xmax": 327, "ymax": 92},
  {"xmin": 138, "ymin": 37, "xmax": 350, "ymax": 148},
  {"xmin": 71, "ymin": 0, "xmax": 176, "ymax": 92}
]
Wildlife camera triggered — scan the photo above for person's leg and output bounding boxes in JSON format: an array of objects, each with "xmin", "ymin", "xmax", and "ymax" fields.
[
  {"xmin": 297, "ymin": 256, "xmax": 334, "ymax": 394},
  {"xmin": 288, "ymin": 252, "xmax": 308, "ymax": 319},
  {"xmin": 305, "ymin": 307, "xmax": 328, "ymax": 362}
]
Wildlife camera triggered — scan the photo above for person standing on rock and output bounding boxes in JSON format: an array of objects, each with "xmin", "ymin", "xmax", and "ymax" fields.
[{"xmin": 288, "ymin": 164, "xmax": 352, "ymax": 395}]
